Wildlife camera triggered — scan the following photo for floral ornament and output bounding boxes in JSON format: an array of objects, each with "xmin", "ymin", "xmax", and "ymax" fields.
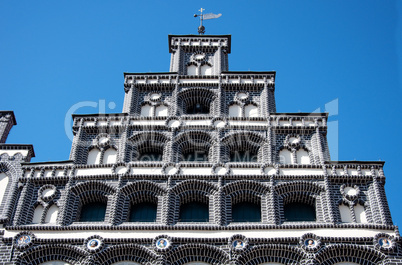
[
  {"xmin": 300, "ymin": 233, "xmax": 321, "ymax": 252},
  {"xmin": 374, "ymin": 233, "xmax": 395, "ymax": 251},
  {"xmin": 153, "ymin": 235, "xmax": 173, "ymax": 252},
  {"xmin": 84, "ymin": 235, "xmax": 104, "ymax": 253},
  {"xmin": 340, "ymin": 184, "xmax": 360, "ymax": 201},
  {"xmin": 229, "ymin": 234, "xmax": 248, "ymax": 253},
  {"xmin": 14, "ymin": 231, "xmax": 35, "ymax": 250}
]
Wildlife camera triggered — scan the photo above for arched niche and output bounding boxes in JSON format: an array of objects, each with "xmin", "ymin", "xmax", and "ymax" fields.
[
  {"xmin": 155, "ymin": 105, "xmax": 168, "ymax": 116},
  {"xmin": 228, "ymin": 104, "xmax": 242, "ymax": 117},
  {"xmin": 296, "ymin": 149, "xmax": 310, "ymax": 164},
  {"xmin": 244, "ymin": 104, "xmax": 258, "ymax": 117},
  {"xmin": 140, "ymin": 104, "xmax": 153, "ymax": 117},
  {"xmin": 339, "ymin": 204, "xmax": 352, "ymax": 223},
  {"xmin": 279, "ymin": 149, "xmax": 293, "ymax": 164},
  {"xmin": 187, "ymin": 65, "xmax": 197, "ymax": 75},
  {"xmin": 104, "ymin": 148, "xmax": 117, "ymax": 164},
  {"xmin": 87, "ymin": 148, "xmax": 101, "ymax": 164},
  {"xmin": 44, "ymin": 204, "xmax": 59, "ymax": 223},
  {"xmin": 354, "ymin": 204, "xmax": 367, "ymax": 223},
  {"xmin": 40, "ymin": 260, "xmax": 70, "ymax": 265},
  {"xmin": 32, "ymin": 205, "xmax": 44, "ymax": 224},
  {"xmin": 200, "ymin": 65, "xmax": 212, "ymax": 75}
]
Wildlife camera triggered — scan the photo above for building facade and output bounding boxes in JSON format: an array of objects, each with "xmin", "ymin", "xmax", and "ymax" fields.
[{"xmin": 0, "ymin": 34, "xmax": 401, "ymax": 265}]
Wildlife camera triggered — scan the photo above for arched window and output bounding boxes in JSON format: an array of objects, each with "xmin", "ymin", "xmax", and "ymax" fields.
[
  {"xmin": 179, "ymin": 201, "xmax": 209, "ymax": 222},
  {"xmin": 182, "ymin": 150, "xmax": 208, "ymax": 162},
  {"xmin": 284, "ymin": 202, "xmax": 316, "ymax": 222},
  {"xmin": 44, "ymin": 204, "xmax": 59, "ymax": 223},
  {"xmin": 232, "ymin": 202, "xmax": 261, "ymax": 222},
  {"xmin": 0, "ymin": 173, "xmax": 8, "ymax": 205},
  {"xmin": 79, "ymin": 202, "xmax": 106, "ymax": 222},
  {"xmin": 228, "ymin": 104, "xmax": 242, "ymax": 117},
  {"xmin": 244, "ymin": 104, "xmax": 258, "ymax": 117},
  {"xmin": 339, "ymin": 204, "xmax": 352, "ymax": 223},
  {"xmin": 155, "ymin": 105, "xmax": 168, "ymax": 116},
  {"xmin": 32, "ymin": 205, "xmax": 44, "ymax": 224},
  {"xmin": 279, "ymin": 149, "xmax": 293, "ymax": 164},
  {"xmin": 140, "ymin": 104, "xmax": 153, "ymax": 117},
  {"xmin": 230, "ymin": 150, "xmax": 258, "ymax": 162},
  {"xmin": 186, "ymin": 102, "xmax": 209, "ymax": 114},
  {"xmin": 87, "ymin": 148, "xmax": 101, "ymax": 164},
  {"xmin": 128, "ymin": 202, "xmax": 157, "ymax": 222},
  {"xmin": 138, "ymin": 151, "xmax": 163, "ymax": 162},
  {"xmin": 104, "ymin": 148, "xmax": 117, "ymax": 164}
]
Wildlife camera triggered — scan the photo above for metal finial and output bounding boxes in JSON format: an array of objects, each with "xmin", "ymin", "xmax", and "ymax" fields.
[{"xmin": 194, "ymin": 8, "xmax": 222, "ymax": 35}]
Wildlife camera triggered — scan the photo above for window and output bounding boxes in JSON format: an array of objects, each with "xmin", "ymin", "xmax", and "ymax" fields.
[
  {"xmin": 296, "ymin": 149, "xmax": 310, "ymax": 164},
  {"xmin": 155, "ymin": 105, "xmax": 168, "ymax": 116},
  {"xmin": 354, "ymin": 204, "xmax": 367, "ymax": 223},
  {"xmin": 138, "ymin": 152, "xmax": 163, "ymax": 162},
  {"xmin": 230, "ymin": 150, "xmax": 258, "ymax": 162},
  {"xmin": 279, "ymin": 149, "xmax": 293, "ymax": 164},
  {"xmin": 79, "ymin": 202, "xmax": 106, "ymax": 222},
  {"xmin": 179, "ymin": 202, "xmax": 209, "ymax": 222},
  {"xmin": 140, "ymin": 104, "xmax": 153, "ymax": 116},
  {"xmin": 339, "ymin": 204, "xmax": 352, "ymax": 223},
  {"xmin": 232, "ymin": 202, "xmax": 261, "ymax": 222},
  {"xmin": 128, "ymin": 202, "xmax": 157, "ymax": 222},
  {"xmin": 186, "ymin": 103, "xmax": 209, "ymax": 114},
  {"xmin": 182, "ymin": 150, "xmax": 208, "ymax": 162},
  {"xmin": 284, "ymin": 202, "xmax": 316, "ymax": 222}
]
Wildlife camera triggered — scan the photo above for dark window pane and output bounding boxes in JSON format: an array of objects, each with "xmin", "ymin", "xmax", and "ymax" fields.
[
  {"xmin": 284, "ymin": 202, "xmax": 316, "ymax": 221},
  {"xmin": 187, "ymin": 103, "xmax": 209, "ymax": 114},
  {"xmin": 230, "ymin": 151, "xmax": 258, "ymax": 162},
  {"xmin": 182, "ymin": 151, "xmax": 208, "ymax": 162},
  {"xmin": 179, "ymin": 201, "xmax": 209, "ymax": 222},
  {"xmin": 129, "ymin": 202, "xmax": 157, "ymax": 222},
  {"xmin": 138, "ymin": 152, "xmax": 163, "ymax": 162},
  {"xmin": 232, "ymin": 202, "xmax": 261, "ymax": 222},
  {"xmin": 79, "ymin": 202, "xmax": 106, "ymax": 222}
]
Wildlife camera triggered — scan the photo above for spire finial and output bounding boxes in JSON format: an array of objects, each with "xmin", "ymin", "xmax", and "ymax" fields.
[{"xmin": 194, "ymin": 8, "xmax": 222, "ymax": 35}]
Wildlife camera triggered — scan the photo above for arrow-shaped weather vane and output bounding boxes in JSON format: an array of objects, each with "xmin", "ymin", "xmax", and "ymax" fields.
[{"xmin": 194, "ymin": 8, "xmax": 222, "ymax": 35}]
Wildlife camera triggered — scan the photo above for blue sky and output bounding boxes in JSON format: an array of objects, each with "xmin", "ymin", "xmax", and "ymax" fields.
[{"xmin": 1, "ymin": 1, "xmax": 401, "ymax": 224}]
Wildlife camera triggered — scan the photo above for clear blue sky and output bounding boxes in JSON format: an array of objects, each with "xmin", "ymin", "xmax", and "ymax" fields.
[{"xmin": 1, "ymin": 1, "xmax": 401, "ymax": 224}]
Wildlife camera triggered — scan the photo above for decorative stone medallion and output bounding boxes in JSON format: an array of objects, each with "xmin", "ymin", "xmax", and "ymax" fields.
[
  {"xmin": 340, "ymin": 184, "xmax": 360, "ymax": 201},
  {"xmin": 14, "ymin": 232, "xmax": 35, "ymax": 250},
  {"xmin": 85, "ymin": 235, "xmax": 104, "ymax": 253},
  {"xmin": 149, "ymin": 92, "xmax": 162, "ymax": 102},
  {"xmin": 235, "ymin": 92, "xmax": 249, "ymax": 102},
  {"xmin": 374, "ymin": 233, "xmax": 394, "ymax": 251},
  {"xmin": 38, "ymin": 184, "xmax": 57, "ymax": 202},
  {"xmin": 229, "ymin": 234, "xmax": 248, "ymax": 253},
  {"xmin": 300, "ymin": 233, "xmax": 321, "ymax": 251},
  {"xmin": 154, "ymin": 235, "xmax": 173, "ymax": 252}
]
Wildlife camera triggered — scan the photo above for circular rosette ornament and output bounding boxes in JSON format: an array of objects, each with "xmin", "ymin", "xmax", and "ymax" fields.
[
  {"xmin": 300, "ymin": 233, "xmax": 321, "ymax": 252},
  {"xmin": 84, "ymin": 235, "xmax": 104, "ymax": 253},
  {"xmin": 374, "ymin": 233, "xmax": 395, "ymax": 252},
  {"xmin": 229, "ymin": 234, "xmax": 248, "ymax": 253},
  {"xmin": 153, "ymin": 235, "xmax": 173, "ymax": 252},
  {"xmin": 14, "ymin": 231, "xmax": 35, "ymax": 250},
  {"xmin": 340, "ymin": 184, "xmax": 360, "ymax": 201}
]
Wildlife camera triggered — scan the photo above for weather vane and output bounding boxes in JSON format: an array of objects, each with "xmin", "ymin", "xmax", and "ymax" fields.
[{"xmin": 194, "ymin": 8, "xmax": 222, "ymax": 35}]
